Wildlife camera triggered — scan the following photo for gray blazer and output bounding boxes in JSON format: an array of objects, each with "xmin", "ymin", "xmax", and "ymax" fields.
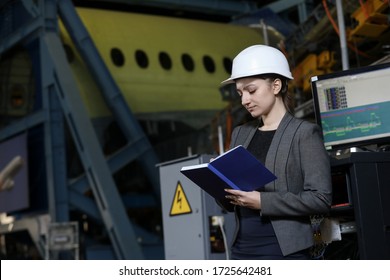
[{"xmin": 228, "ymin": 112, "xmax": 332, "ymax": 256}]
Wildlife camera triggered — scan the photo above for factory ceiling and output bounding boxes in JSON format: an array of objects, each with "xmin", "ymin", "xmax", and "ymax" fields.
[{"xmin": 72, "ymin": 0, "xmax": 316, "ymax": 25}]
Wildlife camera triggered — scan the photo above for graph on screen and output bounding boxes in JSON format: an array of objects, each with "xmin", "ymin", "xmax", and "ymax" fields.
[{"xmin": 311, "ymin": 62, "xmax": 390, "ymax": 150}]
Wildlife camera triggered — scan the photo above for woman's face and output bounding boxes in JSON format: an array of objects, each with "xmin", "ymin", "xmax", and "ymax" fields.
[{"xmin": 236, "ymin": 76, "xmax": 279, "ymax": 119}]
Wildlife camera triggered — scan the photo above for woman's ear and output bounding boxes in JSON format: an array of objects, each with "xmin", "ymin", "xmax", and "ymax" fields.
[{"xmin": 272, "ymin": 78, "xmax": 282, "ymax": 95}]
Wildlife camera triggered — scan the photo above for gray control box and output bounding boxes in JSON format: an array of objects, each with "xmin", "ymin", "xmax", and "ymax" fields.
[{"xmin": 159, "ymin": 155, "xmax": 235, "ymax": 260}]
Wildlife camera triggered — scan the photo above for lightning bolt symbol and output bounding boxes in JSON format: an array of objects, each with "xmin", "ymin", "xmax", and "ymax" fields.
[{"xmin": 177, "ymin": 190, "xmax": 182, "ymax": 209}]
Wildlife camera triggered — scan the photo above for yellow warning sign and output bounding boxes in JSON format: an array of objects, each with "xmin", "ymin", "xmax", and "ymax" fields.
[{"xmin": 170, "ymin": 181, "xmax": 192, "ymax": 216}]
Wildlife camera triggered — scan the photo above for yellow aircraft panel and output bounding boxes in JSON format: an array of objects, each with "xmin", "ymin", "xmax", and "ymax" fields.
[{"xmin": 60, "ymin": 8, "xmax": 266, "ymax": 125}]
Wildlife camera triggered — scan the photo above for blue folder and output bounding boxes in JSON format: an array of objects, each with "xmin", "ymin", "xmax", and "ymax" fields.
[{"xmin": 180, "ymin": 145, "xmax": 277, "ymax": 200}]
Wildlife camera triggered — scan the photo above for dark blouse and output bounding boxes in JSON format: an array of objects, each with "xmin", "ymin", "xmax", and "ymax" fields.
[{"xmin": 230, "ymin": 129, "xmax": 284, "ymax": 259}]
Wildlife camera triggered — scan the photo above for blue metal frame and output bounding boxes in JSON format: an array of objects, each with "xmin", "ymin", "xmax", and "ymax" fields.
[
  {"xmin": 57, "ymin": 0, "xmax": 161, "ymax": 197},
  {"xmin": 0, "ymin": 0, "xmax": 163, "ymax": 259}
]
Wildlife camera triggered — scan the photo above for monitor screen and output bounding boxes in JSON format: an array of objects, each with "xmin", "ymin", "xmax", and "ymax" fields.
[{"xmin": 311, "ymin": 62, "xmax": 390, "ymax": 151}]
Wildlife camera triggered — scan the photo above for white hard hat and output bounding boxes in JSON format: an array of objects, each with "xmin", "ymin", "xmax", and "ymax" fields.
[{"xmin": 221, "ymin": 45, "xmax": 293, "ymax": 85}]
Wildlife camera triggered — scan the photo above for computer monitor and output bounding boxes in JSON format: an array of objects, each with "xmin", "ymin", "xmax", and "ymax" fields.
[{"xmin": 311, "ymin": 62, "xmax": 390, "ymax": 151}]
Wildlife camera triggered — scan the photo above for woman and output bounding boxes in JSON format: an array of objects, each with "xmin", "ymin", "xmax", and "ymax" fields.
[{"xmin": 220, "ymin": 45, "xmax": 332, "ymax": 260}]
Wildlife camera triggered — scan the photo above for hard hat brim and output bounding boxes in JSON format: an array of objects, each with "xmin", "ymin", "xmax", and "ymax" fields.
[
  {"xmin": 221, "ymin": 73, "xmax": 293, "ymax": 86},
  {"xmin": 220, "ymin": 77, "xmax": 235, "ymax": 86}
]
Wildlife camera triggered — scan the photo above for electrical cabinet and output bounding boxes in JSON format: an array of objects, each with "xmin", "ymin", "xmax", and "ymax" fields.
[
  {"xmin": 159, "ymin": 155, "xmax": 235, "ymax": 260},
  {"xmin": 330, "ymin": 152, "xmax": 390, "ymax": 259}
]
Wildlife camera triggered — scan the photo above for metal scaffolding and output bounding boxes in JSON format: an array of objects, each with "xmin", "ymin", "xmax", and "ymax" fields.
[{"xmin": 0, "ymin": 0, "xmax": 162, "ymax": 259}]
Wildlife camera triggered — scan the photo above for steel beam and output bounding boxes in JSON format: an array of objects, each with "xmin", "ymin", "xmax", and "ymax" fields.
[{"xmin": 41, "ymin": 31, "xmax": 144, "ymax": 259}]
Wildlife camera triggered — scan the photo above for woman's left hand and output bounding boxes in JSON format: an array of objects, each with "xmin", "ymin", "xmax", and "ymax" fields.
[{"xmin": 224, "ymin": 189, "xmax": 261, "ymax": 210}]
